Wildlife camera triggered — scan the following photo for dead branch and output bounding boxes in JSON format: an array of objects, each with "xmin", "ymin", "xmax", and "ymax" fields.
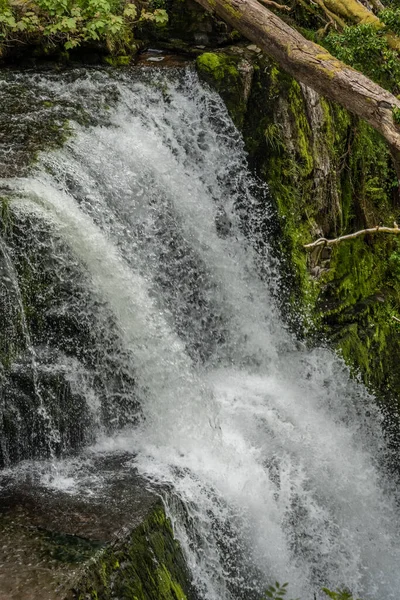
[
  {"xmin": 314, "ymin": 0, "xmax": 346, "ymax": 28},
  {"xmin": 304, "ymin": 223, "xmax": 400, "ymax": 249},
  {"xmin": 322, "ymin": 16, "xmax": 336, "ymax": 34},
  {"xmin": 258, "ymin": 0, "xmax": 292, "ymax": 10},
  {"xmin": 369, "ymin": 0, "xmax": 385, "ymax": 13}
]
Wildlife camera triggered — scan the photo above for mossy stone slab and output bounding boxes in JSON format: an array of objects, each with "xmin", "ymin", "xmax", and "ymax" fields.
[{"xmin": 0, "ymin": 454, "xmax": 194, "ymax": 600}]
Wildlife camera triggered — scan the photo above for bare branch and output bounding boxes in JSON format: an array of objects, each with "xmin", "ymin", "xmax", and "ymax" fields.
[
  {"xmin": 369, "ymin": 0, "xmax": 385, "ymax": 13},
  {"xmin": 304, "ymin": 223, "xmax": 400, "ymax": 249},
  {"xmin": 258, "ymin": 0, "xmax": 291, "ymax": 11},
  {"xmin": 313, "ymin": 0, "xmax": 346, "ymax": 28},
  {"xmin": 393, "ymin": 316, "xmax": 400, "ymax": 323}
]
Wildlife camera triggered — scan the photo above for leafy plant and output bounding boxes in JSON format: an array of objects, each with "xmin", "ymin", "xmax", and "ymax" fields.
[
  {"xmin": 325, "ymin": 23, "xmax": 400, "ymax": 94},
  {"xmin": 380, "ymin": 8, "xmax": 400, "ymax": 36},
  {"xmin": 322, "ymin": 588, "xmax": 362, "ymax": 600},
  {"xmin": 393, "ymin": 106, "xmax": 400, "ymax": 124},
  {"xmin": 389, "ymin": 244, "xmax": 400, "ymax": 279},
  {"xmin": 264, "ymin": 122, "xmax": 284, "ymax": 152},
  {"xmin": 260, "ymin": 582, "xmax": 363, "ymax": 600},
  {"xmin": 262, "ymin": 582, "xmax": 299, "ymax": 600},
  {"xmin": 0, "ymin": 0, "xmax": 168, "ymax": 54}
]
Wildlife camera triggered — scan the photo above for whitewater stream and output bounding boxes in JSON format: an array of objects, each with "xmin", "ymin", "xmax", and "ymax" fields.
[{"xmin": 1, "ymin": 65, "xmax": 400, "ymax": 600}]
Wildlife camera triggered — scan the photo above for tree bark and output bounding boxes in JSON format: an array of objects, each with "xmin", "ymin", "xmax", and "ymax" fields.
[{"xmin": 194, "ymin": 0, "xmax": 400, "ymax": 161}]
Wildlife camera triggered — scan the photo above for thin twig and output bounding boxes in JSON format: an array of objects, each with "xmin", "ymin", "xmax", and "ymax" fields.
[
  {"xmin": 392, "ymin": 315, "xmax": 400, "ymax": 323},
  {"xmin": 258, "ymin": 0, "xmax": 292, "ymax": 10},
  {"xmin": 368, "ymin": 0, "xmax": 385, "ymax": 13},
  {"xmin": 304, "ymin": 223, "xmax": 400, "ymax": 249},
  {"xmin": 322, "ymin": 16, "xmax": 334, "ymax": 34}
]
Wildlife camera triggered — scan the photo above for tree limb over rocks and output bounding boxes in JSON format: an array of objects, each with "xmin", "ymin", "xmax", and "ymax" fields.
[
  {"xmin": 194, "ymin": 0, "xmax": 400, "ymax": 170},
  {"xmin": 304, "ymin": 223, "xmax": 400, "ymax": 249}
]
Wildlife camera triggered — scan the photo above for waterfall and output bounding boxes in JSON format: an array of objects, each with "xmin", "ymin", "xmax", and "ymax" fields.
[{"xmin": 2, "ymin": 66, "xmax": 400, "ymax": 599}]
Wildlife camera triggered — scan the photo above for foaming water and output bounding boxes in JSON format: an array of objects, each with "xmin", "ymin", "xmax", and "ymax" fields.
[{"xmin": 3, "ymin": 67, "xmax": 400, "ymax": 599}]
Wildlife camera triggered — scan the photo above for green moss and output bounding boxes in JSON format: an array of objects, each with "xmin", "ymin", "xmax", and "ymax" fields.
[
  {"xmin": 103, "ymin": 54, "xmax": 132, "ymax": 66},
  {"xmin": 196, "ymin": 51, "xmax": 248, "ymax": 128},
  {"xmin": 320, "ymin": 232, "xmax": 400, "ymax": 407},
  {"xmin": 155, "ymin": 564, "xmax": 187, "ymax": 599},
  {"xmin": 73, "ymin": 502, "xmax": 194, "ymax": 600},
  {"xmin": 201, "ymin": 49, "xmax": 400, "ymax": 409},
  {"xmin": 288, "ymin": 81, "xmax": 314, "ymax": 173},
  {"xmin": 197, "ymin": 52, "xmax": 223, "ymax": 75},
  {"xmin": 222, "ymin": 1, "xmax": 242, "ymax": 19},
  {"xmin": 239, "ymin": 59, "xmax": 322, "ymax": 332}
]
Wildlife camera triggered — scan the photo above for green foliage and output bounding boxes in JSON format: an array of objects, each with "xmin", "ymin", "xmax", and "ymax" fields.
[
  {"xmin": 380, "ymin": 7, "xmax": 400, "ymax": 36},
  {"xmin": 263, "ymin": 582, "xmax": 298, "ymax": 600},
  {"xmin": 0, "ymin": 0, "xmax": 167, "ymax": 54},
  {"xmin": 389, "ymin": 245, "xmax": 400, "ymax": 279},
  {"xmin": 322, "ymin": 588, "xmax": 362, "ymax": 600},
  {"xmin": 261, "ymin": 583, "xmax": 362, "ymax": 600},
  {"xmin": 148, "ymin": 0, "xmax": 166, "ymax": 9},
  {"xmin": 325, "ymin": 23, "xmax": 400, "ymax": 94},
  {"xmin": 264, "ymin": 122, "xmax": 284, "ymax": 151},
  {"xmin": 393, "ymin": 106, "xmax": 400, "ymax": 124}
]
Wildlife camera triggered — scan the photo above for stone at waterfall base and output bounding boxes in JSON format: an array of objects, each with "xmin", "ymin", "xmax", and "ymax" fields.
[{"xmin": 0, "ymin": 454, "xmax": 195, "ymax": 600}]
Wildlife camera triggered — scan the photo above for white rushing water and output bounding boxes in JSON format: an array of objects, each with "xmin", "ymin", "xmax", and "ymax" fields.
[{"xmin": 4, "ymin": 67, "xmax": 400, "ymax": 599}]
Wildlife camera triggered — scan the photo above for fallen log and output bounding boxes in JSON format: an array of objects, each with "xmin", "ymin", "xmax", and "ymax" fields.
[{"xmin": 194, "ymin": 0, "xmax": 400, "ymax": 171}]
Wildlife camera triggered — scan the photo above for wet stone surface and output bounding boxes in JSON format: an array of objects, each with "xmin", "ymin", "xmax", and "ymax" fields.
[
  {"xmin": 0, "ymin": 67, "xmax": 124, "ymax": 179},
  {"xmin": 0, "ymin": 453, "xmax": 158, "ymax": 600},
  {"xmin": 0, "ymin": 56, "xmax": 194, "ymax": 180}
]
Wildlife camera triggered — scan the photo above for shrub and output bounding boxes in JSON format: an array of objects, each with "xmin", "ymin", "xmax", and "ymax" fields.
[
  {"xmin": 325, "ymin": 23, "xmax": 400, "ymax": 94},
  {"xmin": 0, "ymin": 0, "xmax": 168, "ymax": 55}
]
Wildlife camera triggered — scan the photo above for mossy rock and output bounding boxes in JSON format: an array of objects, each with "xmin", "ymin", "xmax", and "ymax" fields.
[
  {"xmin": 0, "ymin": 456, "xmax": 196, "ymax": 600},
  {"xmin": 196, "ymin": 49, "xmax": 253, "ymax": 129},
  {"xmin": 197, "ymin": 44, "xmax": 400, "ymax": 423},
  {"xmin": 73, "ymin": 503, "xmax": 194, "ymax": 600}
]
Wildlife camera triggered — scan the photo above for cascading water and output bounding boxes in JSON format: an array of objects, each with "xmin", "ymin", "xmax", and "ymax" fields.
[{"xmin": 1, "ymin": 66, "xmax": 400, "ymax": 599}]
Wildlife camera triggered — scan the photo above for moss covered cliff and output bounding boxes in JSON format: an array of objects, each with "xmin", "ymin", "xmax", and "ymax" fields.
[{"xmin": 196, "ymin": 45, "xmax": 400, "ymax": 423}]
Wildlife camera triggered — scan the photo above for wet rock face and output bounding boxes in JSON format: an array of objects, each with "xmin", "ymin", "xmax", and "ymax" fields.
[
  {"xmin": 0, "ymin": 205, "xmax": 140, "ymax": 468},
  {"xmin": 0, "ymin": 349, "xmax": 92, "ymax": 467},
  {"xmin": 196, "ymin": 50, "xmax": 254, "ymax": 129},
  {"xmin": 0, "ymin": 455, "xmax": 196, "ymax": 600},
  {"xmin": 0, "ymin": 73, "xmax": 71, "ymax": 178}
]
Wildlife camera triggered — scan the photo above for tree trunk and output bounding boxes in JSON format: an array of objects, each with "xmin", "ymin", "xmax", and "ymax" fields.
[{"xmin": 194, "ymin": 0, "xmax": 400, "ymax": 165}]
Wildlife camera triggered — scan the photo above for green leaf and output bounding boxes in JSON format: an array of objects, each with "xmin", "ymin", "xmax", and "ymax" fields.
[
  {"xmin": 322, "ymin": 589, "xmax": 338, "ymax": 599},
  {"xmin": 153, "ymin": 8, "xmax": 168, "ymax": 24},
  {"xmin": 64, "ymin": 37, "xmax": 79, "ymax": 49},
  {"xmin": 123, "ymin": 3, "xmax": 137, "ymax": 19},
  {"xmin": 15, "ymin": 20, "xmax": 28, "ymax": 31}
]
